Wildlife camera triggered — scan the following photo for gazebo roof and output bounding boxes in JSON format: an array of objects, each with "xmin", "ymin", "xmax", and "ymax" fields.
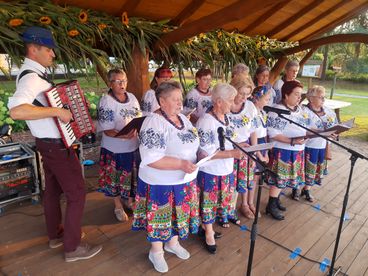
[{"xmin": 52, "ymin": 0, "xmax": 368, "ymax": 44}]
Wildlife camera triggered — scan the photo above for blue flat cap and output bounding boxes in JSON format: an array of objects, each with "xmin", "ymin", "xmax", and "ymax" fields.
[{"xmin": 21, "ymin": 27, "xmax": 57, "ymax": 48}]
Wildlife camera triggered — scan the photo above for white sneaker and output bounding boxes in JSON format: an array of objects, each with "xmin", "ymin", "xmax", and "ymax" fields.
[
  {"xmin": 114, "ymin": 208, "xmax": 128, "ymax": 222},
  {"xmin": 148, "ymin": 250, "xmax": 168, "ymax": 273},
  {"xmin": 164, "ymin": 242, "xmax": 190, "ymax": 260}
]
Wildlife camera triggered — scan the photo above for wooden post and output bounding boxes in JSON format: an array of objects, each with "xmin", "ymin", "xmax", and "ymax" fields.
[
  {"xmin": 270, "ymin": 56, "xmax": 288, "ymax": 85},
  {"xmin": 126, "ymin": 46, "xmax": 150, "ymax": 100}
]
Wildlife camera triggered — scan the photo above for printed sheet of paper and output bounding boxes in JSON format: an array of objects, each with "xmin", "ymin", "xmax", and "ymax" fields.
[
  {"xmin": 183, "ymin": 151, "xmax": 218, "ymax": 182},
  {"xmin": 242, "ymin": 142, "xmax": 275, "ymax": 152}
]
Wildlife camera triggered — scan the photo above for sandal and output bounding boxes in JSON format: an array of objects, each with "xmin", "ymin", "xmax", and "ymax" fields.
[
  {"xmin": 217, "ymin": 218, "xmax": 230, "ymax": 228},
  {"xmin": 240, "ymin": 205, "xmax": 255, "ymax": 219},
  {"xmin": 249, "ymin": 204, "xmax": 261, "ymax": 218}
]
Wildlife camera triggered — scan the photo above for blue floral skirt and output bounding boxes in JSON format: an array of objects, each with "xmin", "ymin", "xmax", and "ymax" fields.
[
  {"xmin": 233, "ymin": 157, "xmax": 255, "ymax": 193},
  {"xmin": 98, "ymin": 148, "xmax": 138, "ymax": 199},
  {"xmin": 267, "ymin": 148, "xmax": 305, "ymax": 189},
  {"xmin": 132, "ymin": 178, "xmax": 200, "ymax": 242},
  {"xmin": 197, "ymin": 171, "xmax": 237, "ymax": 225},
  {"xmin": 305, "ymin": 147, "xmax": 328, "ymax": 186}
]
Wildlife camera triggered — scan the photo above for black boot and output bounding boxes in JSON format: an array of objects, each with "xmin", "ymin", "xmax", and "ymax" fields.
[
  {"xmin": 276, "ymin": 196, "xmax": 287, "ymax": 211},
  {"xmin": 301, "ymin": 188, "xmax": 314, "ymax": 202},
  {"xmin": 266, "ymin": 197, "xmax": 285, "ymax": 220},
  {"xmin": 291, "ymin": 188, "xmax": 300, "ymax": 201}
]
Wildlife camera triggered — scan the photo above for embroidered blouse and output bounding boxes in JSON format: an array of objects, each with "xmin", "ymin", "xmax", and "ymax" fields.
[
  {"xmin": 141, "ymin": 89, "xmax": 160, "ymax": 116},
  {"xmin": 138, "ymin": 113, "xmax": 200, "ymax": 185},
  {"xmin": 183, "ymin": 87, "xmax": 213, "ymax": 118},
  {"xmin": 303, "ymin": 105, "xmax": 338, "ymax": 149},
  {"xmin": 228, "ymin": 100, "xmax": 257, "ymax": 143},
  {"xmin": 267, "ymin": 104, "xmax": 308, "ymax": 151},
  {"xmin": 97, "ymin": 92, "xmax": 141, "ymax": 153},
  {"xmin": 196, "ymin": 113, "xmax": 236, "ymax": 176}
]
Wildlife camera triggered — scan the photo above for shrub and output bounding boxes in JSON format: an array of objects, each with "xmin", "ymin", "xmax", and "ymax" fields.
[{"xmin": 0, "ymin": 89, "xmax": 28, "ymax": 132}]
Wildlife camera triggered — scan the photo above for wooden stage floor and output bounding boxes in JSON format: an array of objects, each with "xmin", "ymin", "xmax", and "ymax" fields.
[{"xmin": 1, "ymin": 146, "xmax": 368, "ymax": 276}]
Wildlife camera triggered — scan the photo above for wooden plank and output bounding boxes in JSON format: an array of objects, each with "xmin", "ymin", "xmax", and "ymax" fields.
[
  {"xmin": 169, "ymin": 0, "xmax": 207, "ymax": 26},
  {"xmin": 117, "ymin": 0, "xmax": 142, "ymax": 16},
  {"xmin": 157, "ymin": 0, "xmax": 284, "ymax": 47},
  {"xmin": 280, "ymin": 0, "xmax": 353, "ymax": 41},
  {"xmin": 300, "ymin": 2, "xmax": 368, "ymax": 43},
  {"xmin": 265, "ymin": 0, "xmax": 325, "ymax": 38},
  {"xmin": 241, "ymin": 0, "xmax": 291, "ymax": 34}
]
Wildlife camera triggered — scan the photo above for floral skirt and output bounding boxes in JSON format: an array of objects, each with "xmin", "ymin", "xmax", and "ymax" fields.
[
  {"xmin": 197, "ymin": 171, "xmax": 237, "ymax": 225},
  {"xmin": 98, "ymin": 148, "xmax": 138, "ymax": 199},
  {"xmin": 305, "ymin": 147, "xmax": 328, "ymax": 186},
  {"xmin": 267, "ymin": 148, "xmax": 305, "ymax": 189},
  {"xmin": 233, "ymin": 157, "xmax": 255, "ymax": 193},
  {"xmin": 132, "ymin": 178, "xmax": 200, "ymax": 242}
]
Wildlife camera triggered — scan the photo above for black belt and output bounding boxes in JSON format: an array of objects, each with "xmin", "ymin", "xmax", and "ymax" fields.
[{"xmin": 37, "ymin": 138, "xmax": 64, "ymax": 144}]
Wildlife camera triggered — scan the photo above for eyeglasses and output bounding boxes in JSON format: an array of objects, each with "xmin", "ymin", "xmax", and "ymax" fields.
[{"xmin": 111, "ymin": 79, "xmax": 128, "ymax": 85}]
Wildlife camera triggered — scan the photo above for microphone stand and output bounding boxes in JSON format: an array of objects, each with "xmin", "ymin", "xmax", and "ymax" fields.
[
  {"xmin": 220, "ymin": 134, "xmax": 278, "ymax": 276},
  {"xmin": 276, "ymin": 113, "xmax": 368, "ymax": 276}
]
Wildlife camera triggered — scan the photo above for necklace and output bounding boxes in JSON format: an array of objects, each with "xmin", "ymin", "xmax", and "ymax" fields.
[
  {"xmin": 231, "ymin": 102, "xmax": 245, "ymax": 115},
  {"xmin": 282, "ymin": 101, "xmax": 297, "ymax": 112},
  {"xmin": 211, "ymin": 110, "xmax": 229, "ymax": 126},
  {"xmin": 160, "ymin": 109, "xmax": 184, "ymax": 130},
  {"xmin": 307, "ymin": 103, "xmax": 325, "ymax": 115},
  {"xmin": 109, "ymin": 90, "xmax": 128, "ymax": 104},
  {"xmin": 196, "ymin": 86, "xmax": 210, "ymax": 95}
]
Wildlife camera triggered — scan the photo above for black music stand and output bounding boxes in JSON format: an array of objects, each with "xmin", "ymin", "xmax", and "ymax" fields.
[
  {"xmin": 218, "ymin": 132, "xmax": 277, "ymax": 276},
  {"xmin": 276, "ymin": 113, "xmax": 368, "ymax": 276}
]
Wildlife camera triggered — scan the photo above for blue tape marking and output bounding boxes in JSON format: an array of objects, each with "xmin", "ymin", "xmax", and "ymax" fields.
[
  {"xmin": 313, "ymin": 204, "xmax": 321, "ymax": 211},
  {"xmin": 319, "ymin": 258, "xmax": 330, "ymax": 272},
  {"xmin": 83, "ymin": 159, "xmax": 95, "ymax": 166},
  {"xmin": 240, "ymin": 225, "xmax": 248, "ymax": 231},
  {"xmin": 289, "ymin": 247, "xmax": 302, "ymax": 260},
  {"xmin": 344, "ymin": 213, "xmax": 350, "ymax": 221}
]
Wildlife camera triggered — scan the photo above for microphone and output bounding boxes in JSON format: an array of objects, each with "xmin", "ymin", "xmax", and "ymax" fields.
[
  {"xmin": 217, "ymin": 127, "xmax": 225, "ymax": 151},
  {"xmin": 263, "ymin": 106, "xmax": 291, "ymax": 115}
]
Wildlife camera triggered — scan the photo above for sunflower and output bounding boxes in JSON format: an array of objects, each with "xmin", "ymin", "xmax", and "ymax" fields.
[
  {"xmin": 68, "ymin": 29, "xmax": 79, "ymax": 37},
  {"xmin": 162, "ymin": 27, "xmax": 169, "ymax": 33},
  {"xmin": 79, "ymin": 10, "xmax": 88, "ymax": 23},
  {"xmin": 122, "ymin": 11, "xmax": 129, "ymax": 26},
  {"xmin": 9, "ymin": 18, "xmax": 23, "ymax": 27},
  {"xmin": 98, "ymin": 23, "xmax": 107, "ymax": 30},
  {"xmin": 39, "ymin": 16, "xmax": 52, "ymax": 25}
]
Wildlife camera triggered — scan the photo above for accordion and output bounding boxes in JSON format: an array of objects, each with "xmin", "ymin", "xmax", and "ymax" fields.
[{"xmin": 44, "ymin": 80, "xmax": 95, "ymax": 148}]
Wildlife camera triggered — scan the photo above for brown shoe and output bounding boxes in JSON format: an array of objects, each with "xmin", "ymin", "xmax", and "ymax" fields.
[
  {"xmin": 48, "ymin": 232, "xmax": 86, "ymax": 249},
  {"xmin": 65, "ymin": 243, "xmax": 102, "ymax": 262}
]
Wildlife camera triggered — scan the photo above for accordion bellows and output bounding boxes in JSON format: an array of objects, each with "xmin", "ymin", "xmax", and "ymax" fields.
[{"xmin": 45, "ymin": 80, "xmax": 95, "ymax": 147}]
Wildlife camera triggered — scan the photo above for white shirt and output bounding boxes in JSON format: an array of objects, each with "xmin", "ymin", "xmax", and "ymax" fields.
[
  {"xmin": 253, "ymin": 109, "xmax": 268, "ymax": 139},
  {"xmin": 304, "ymin": 105, "xmax": 338, "ymax": 149},
  {"xmin": 196, "ymin": 113, "xmax": 235, "ymax": 176},
  {"xmin": 228, "ymin": 100, "xmax": 257, "ymax": 143},
  {"xmin": 273, "ymin": 79, "xmax": 284, "ymax": 105},
  {"xmin": 141, "ymin": 89, "xmax": 160, "ymax": 116},
  {"xmin": 7, "ymin": 58, "xmax": 61, "ymax": 138},
  {"xmin": 267, "ymin": 104, "xmax": 308, "ymax": 151},
  {"xmin": 97, "ymin": 92, "xmax": 140, "ymax": 153},
  {"xmin": 183, "ymin": 87, "xmax": 212, "ymax": 118},
  {"xmin": 138, "ymin": 113, "xmax": 200, "ymax": 185}
]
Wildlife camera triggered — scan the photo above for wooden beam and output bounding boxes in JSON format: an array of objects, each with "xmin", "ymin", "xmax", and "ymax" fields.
[
  {"xmin": 299, "ymin": 47, "xmax": 318, "ymax": 67},
  {"xmin": 300, "ymin": 3, "xmax": 368, "ymax": 43},
  {"xmin": 117, "ymin": 0, "xmax": 142, "ymax": 16},
  {"xmin": 270, "ymin": 56, "xmax": 288, "ymax": 85},
  {"xmin": 156, "ymin": 0, "xmax": 284, "ymax": 49},
  {"xmin": 241, "ymin": 0, "xmax": 291, "ymax": 34},
  {"xmin": 266, "ymin": 0, "xmax": 324, "ymax": 38},
  {"xmin": 169, "ymin": 0, "xmax": 206, "ymax": 26},
  {"xmin": 274, "ymin": 33, "xmax": 368, "ymax": 56},
  {"xmin": 126, "ymin": 46, "xmax": 150, "ymax": 100},
  {"xmin": 281, "ymin": 0, "xmax": 352, "ymax": 41}
]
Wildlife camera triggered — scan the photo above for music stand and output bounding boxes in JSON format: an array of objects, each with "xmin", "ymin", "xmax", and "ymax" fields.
[
  {"xmin": 218, "ymin": 132, "xmax": 276, "ymax": 276},
  {"xmin": 276, "ymin": 113, "xmax": 368, "ymax": 276}
]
